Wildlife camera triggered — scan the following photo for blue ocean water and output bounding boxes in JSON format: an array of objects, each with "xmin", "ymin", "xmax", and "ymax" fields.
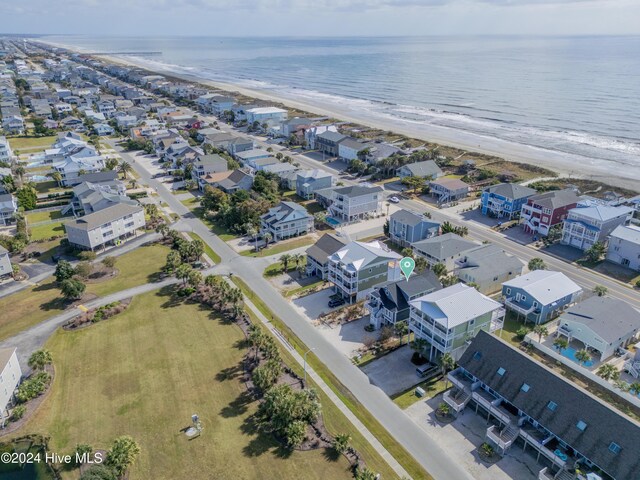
[{"xmin": 40, "ymin": 35, "xmax": 640, "ymax": 173}]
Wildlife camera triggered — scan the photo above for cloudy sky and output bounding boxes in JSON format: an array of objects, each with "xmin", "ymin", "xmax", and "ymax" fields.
[{"xmin": 2, "ymin": 0, "xmax": 639, "ymax": 36}]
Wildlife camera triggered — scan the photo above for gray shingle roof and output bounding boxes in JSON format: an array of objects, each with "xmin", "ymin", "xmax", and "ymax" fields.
[
  {"xmin": 306, "ymin": 233, "xmax": 347, "ymax": 264},
  {"xmin": 66, "ymin": 203, "xmax": 142, "ymax": 231},
  {"xmin": 484, "ymin": 183, "xmax": 537, "ymax": 199},
  {"xmin": 374, "ymin": 271, "xmax": 441, "ymax": 312},
  {"xmin": 390, "ymin": 209, "xmax": 434, "ymax": 228},
  {"xmin": 332, "ymin": 185, "xmax": 383, "ymax": 198},
  {"xmin": 609, "ymin": 225, "xmax": 640, "ymax": 245},
  {"xmin": 527, "ymin": 188, "xmax": 581, "ymax": 210},
  {"xmin": 317, "ymin": 130, "xmax": 347, "ymax": 143},
  {"xmin": 411, "ymin": 233, "xmax": 477, "ymax": 260},
  {"xmin": 402, "ymin": 160, "xmax": 443, "ymax": 178},
  {"xmin": 459, "ymin": 331, "xmax": 640, "ymax": 480},
  {"xmin": 457, "ymin": 244, "xmax": 524, "ymax": 279}
]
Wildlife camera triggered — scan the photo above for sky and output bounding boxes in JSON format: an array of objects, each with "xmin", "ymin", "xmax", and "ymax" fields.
[{"xmin": 2, "ymin": 0, "xmax": 640, "ymax": 36}]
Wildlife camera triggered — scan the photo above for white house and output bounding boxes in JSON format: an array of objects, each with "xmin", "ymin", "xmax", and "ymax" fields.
[
  {"xmin": 606, "ymin": 225, "xmax": 640, "ymax": 271},
  {"xmin": 246, "ymin": 107, "xmax": 288, "ymax": 125},
  {"xmin": 338, "ymin": 138, "xmax": 368, "ymax": 162},
  {"xmin": 0, "ymin": 348, "xmax": 22, "ymax": 427},
  {"xmin": 0, "ymin": 136, "xmax": 13, "ymax": 162},
  {"xmin": 317, "ymin": 185, "xmax": 383, "ymax": 223},
  {"xmin": 0, "ymin": 245, "xmax": 11, "ymax": 278},
  {"xmin": 0, "ymin": 193, "xmax": 18, "ymax": 226},
  {"xmin": 561, "ymin": 204, "xmax": 633, "ymax": 251},
  {"xmin": 93, "ymin": 123, "xmax": 114, "ymax": 136},
  {"xmin": 260, "ymin": 201, "xmax": 314, "ymax": 242}
]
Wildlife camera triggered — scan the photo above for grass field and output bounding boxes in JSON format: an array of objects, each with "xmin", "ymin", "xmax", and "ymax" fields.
[
  {"xmin": 33, "ymin": 181, "xmax": 69, "ymax": 195},
  {"xmin": 19, "ymin": 291, "xmax": 353, "ymax": 480},
  {"xmin": 392, "ymin": 377, "xmax": 448, "ymax": 410},
  {"xmin": 0, "ymin": 244, "xmax": 170, "ymax": 342},
  {"xmin": 29, "ymin": 222, "xmax": 66, "ymax": 241},
  {"xmin": 241, "ymin": 237, "xmax": 315, "ymax": 258},
  {"xmin": 9, "ymin": 135, "xmax": 57, "ymax": 152},
  {"xmin": 187, "ymin": 232, "xmax": 221, "ymax": 264},
  {"xmin": 180, "ymin": 199, "xmax": 237, "ymax": 242},
  {"xmin": 26, "ymin": 210, "xmax": 63, "ymax": 224}
]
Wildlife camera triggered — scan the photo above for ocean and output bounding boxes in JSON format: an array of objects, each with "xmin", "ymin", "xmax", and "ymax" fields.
[{"xmin": 40, "ymin": 35, "xmax": 640, "ymax": 179}]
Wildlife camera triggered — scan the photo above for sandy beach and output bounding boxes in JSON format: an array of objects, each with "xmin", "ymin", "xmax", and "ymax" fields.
[{"xmin": 42, "ymin": 41, "xmax": 640, "ymax": 192}]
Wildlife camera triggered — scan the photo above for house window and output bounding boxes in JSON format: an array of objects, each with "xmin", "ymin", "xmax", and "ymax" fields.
[
  {"xmin": 521, "ymin": 383, "xmax": 530, "ymax": 392},
  {"xmin": 576, "ymin": 421, "xmax": 587, "ymax": 431},
  {"xmin": 547, "ymin": 401, "xmax": 558, "ymax": 412},
  {"xmin": 521, "ymin": 295, "xmax": 527, "ymax": 301},
  {"xmin": 533, "ymin": 301, "xmax": 538, "ymax": 308},
  {"xmin": 506, "ymin": 288, "xmax": 511, "ymax": 295},
  {"xmin": 609, "ymin": 442, "xmax": 621, "ymax": 454},
  {"xmin": 473, "ymin": 351, "xmax": 482, "ymax": 361},
  {"xmin": 497, "ymin": 367, "xmax": 506, "ymax": 376}
]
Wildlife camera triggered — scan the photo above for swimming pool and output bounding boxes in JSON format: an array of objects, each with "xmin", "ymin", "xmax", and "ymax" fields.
[
  {"xmin": 326, "ymin": 216, "xmax": 341, "ymax": 226},
  {"xmin": 561, "ymin": 346, "xmax": 594, "ymax": 367}
]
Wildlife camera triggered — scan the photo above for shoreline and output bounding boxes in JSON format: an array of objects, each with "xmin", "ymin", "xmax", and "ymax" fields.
[{"xmin": 41, "ymin": 40, "xmax": 640, "ymax": 193}]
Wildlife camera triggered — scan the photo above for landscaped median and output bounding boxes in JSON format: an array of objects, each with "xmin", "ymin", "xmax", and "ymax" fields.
[
  {"xmin": 241, "ymin": 236, "xmax": 315, "ymax": 258},
  {"xmin": 187, "ymin": 232, "xmax": 221, "ymax": 264},
  {"xmin": 232, "ymin": 276, "xmax": 433, "ymax": 480}
]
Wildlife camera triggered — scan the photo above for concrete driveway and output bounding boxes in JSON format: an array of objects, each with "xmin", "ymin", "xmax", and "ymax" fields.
[
  {"xmin": 361, "ymin": 345, "xmax": 422, "ymax": 396},
  {"xmin": 292, "ymin": 288, "xmax": 336, "ymax": 320}
]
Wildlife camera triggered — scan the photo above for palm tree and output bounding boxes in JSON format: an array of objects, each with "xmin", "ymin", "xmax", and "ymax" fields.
[
  {"xmin": 553, "ymin": 337, "xmax": 568, "ymax": 355},
  {"xmin": 28, "ymin": 349, "xmax": 53, "ymax": 371},
  {"xmin": 394, "ymin": 321, "xmax": 408, "ymax": 346},
  {"xmin": 528, "ymin": 258, "xmax": 546, "ymax": 271},
  {"xmin": 438, "ymin": 353, "xmax": 455, "ymax": 389},
  {"xmin": 263, "ymin": 232, "xmax": 272, "ymax": 249},
  {"xmin": 292, "ymin": 253, "xmax": 304, "ymax": 268},
  {"xmin": 49, "ymin": 171, "xmax": 63, "ymax": 186},
  {"xmin": 432, "ymin": 263, "xmax": 447, "ymax": 278},
  {"xmin": 533, "ymin": 324, "xmax": 548, "ymax": 343},
  {"xmin": 279, "ymin": 254, "xmax": 292, "ymax": 272},
  {"xmin": 118, "ymin": 161, "xmax": 132, "ymax": 179},
  {"xmin": 593, "ymin": 285, "xmax": 608, "ymax": 297},
  {"xmin": 630, "ymin": 382, "xmax": 640, "ymax": 395},
  {"xmin": 411, "ymin": 337, "xmax": 429, "ymax": 360},
  {"xmin": 596, "ymin": 364, "xmax": 620, "ymax": 382},
  {"xmin": 415, "ymin": 256, "xmax": 428, "ymax": 273},
  {"xmin": 14, "ymin": 165, "xmax": 26, "ymax": 184},
  {"xmin": 575, "ymin": 349, "xmax": 591, "ymax": 366},
  {"xmin": 245, "ymin": 224, "xmax": 258, "ymax": 252},
  {"xmin": 175, "ymin": 264, "xmax": 193, "ymax": 286}
]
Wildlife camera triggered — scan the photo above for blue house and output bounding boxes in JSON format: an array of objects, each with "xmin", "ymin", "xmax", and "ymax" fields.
[
  {"xmin": 481, "ymin": 183, "xmax": 536, "ymax": 220},
  {"xmin": 389, "ymin": 209, "xmax": 440, "ymax": 247},
  {"xmin": 501, "ymin": 270, "xmax": 582, "ymax": 325}
]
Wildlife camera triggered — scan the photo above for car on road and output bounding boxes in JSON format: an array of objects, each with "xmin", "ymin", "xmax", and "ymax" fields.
[
  {"xmin": 388, "ymin": 196, "xmax": 400, "ymax": 203},
  {"xmin": 328, "ymin": 298, "xmax": 346, "ymax": 308}
]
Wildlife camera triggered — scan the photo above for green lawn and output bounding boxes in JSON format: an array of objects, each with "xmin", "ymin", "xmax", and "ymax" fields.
[
  {"xmin": 233, "ymin": 277, "xmax": 431, "ymax": 480},
  {"xmin": 33, "ymin": 181, "xmax": 69, "ymax": 195},
  {"xmin": 26, "ymin": 210, "xmax": 63, "ymax": 224},
  {"xmin": 0, "ymin": 244, "xmax": 170, "ymax": 342},
  {"xmin": 180, "ymin": 200, "xmax": 237, "ymax": 242},
  {"xmin": 187, "ymin": 232, "xmax": 221, "ymax": 264},
  {"xmin": 9, "ymin": 135, "xmax": 57, "ymax": 152},
  {"xmin": 262, "ymin": 256, "xmax": 307, "ymax": 278},
  {"xmin": 19, "ymin": 291, "xmax": 353, "ymax": 480},
  {"xmin": 241, "ymin": 237, "xmax": 315, "ymax": 258},
  {"xmin": 392, "ymin": 377, "xmax": 448, "ymax": 410},
  {"xmin": 29, "ymin": 221, "xmax": 66, "ymax": 241},
  {"xmin": 498, "ymin": 311, "xmax": 527, "ymax": 346}
]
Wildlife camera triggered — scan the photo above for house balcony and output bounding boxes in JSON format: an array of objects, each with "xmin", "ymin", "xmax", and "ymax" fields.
[
  {"xmin": 557, "ymin": 325, "xmax": 573, "ymax": 340},
  {"xmin": 521, "ymin": 425, "xmax": 567, "ymax": 469},
  {"xmin": 486, "ymin": 423, "xmax": 519, "ymax": 452},
  {"xmin": 471, "ymin": 389, "xmax": 513, "ymax": 426},
  {"xmin": 443, "ymin": 387, "xmax": 471, "ymax": 413},
  {"xmin": 504, "ymin": 297, "xmax": 535, "ymax": 316},
  {"xmin": 448, "ymin": 368, "xmax": 478, "ymax": 391},
  {"xmin": 490, "ymin": 308, "xmax": 506, "ymax": 332}
]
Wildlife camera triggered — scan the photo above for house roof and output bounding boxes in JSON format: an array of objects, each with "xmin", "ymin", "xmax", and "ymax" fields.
[
  {"xmin": 456, "ymin": 244, "xmax": 524, "ymax": 280},
  {"xmin": 339, "ymin": 137, "xmax": 366, "ymax": 150},
  {"xmin": 331, "ymin": 240, "xmax": 400, "ymax": 272},
  {"xmin": 0, "ymin": 245, "xmax": 8, "ymax": 255},
  {"xmin": 317, "ymin": 130, "xmax": 347, "ymax": 143},
  {"xmin": 609, "ymin": 225, "xmax": 640, "ymax": 245},
  {"xmin": 196, "ymin": 154, "xmax": 227, "ymax": 168},
  {"xmin": 430, "ymin": 177, "xmax": 470, "ymax": 190},
  {"xmin": 306, "ymin": 233, "xmax": 347, "ymax": 264},
  {"xmin": 390, "ymin": 209, "xmax": 437, "ymax": 228},
  {"xmin": 261, "ymin": 201, "xmax": 311, "ymax": 226},
  {"xmin": 0, "ymin": 347, "xmax": 16, "ymax": 371},
  {"xmin": 246, "ymin": 107, "xmax": 287, "ymax": 115},
  {"xmin": 411, "ymin": 233, "xmax": 477, "ymax": 260},
  {"xmin": 332, "ymin": 185, "xmax": 383, "ymax": 198},
  {"xmin": 558, "ymin": 296, "xmax": 640, "ymax": 345},
  {"xmin": 569, "ymin": 204, "xmax": 634, "ymax": 222},
  {"xmin": 202, "ymin": 171, "xmax": 233, "ymax": 184},
  {"xmin": 374, "ymin": 271, "xmax": 442, "ymax": 312},
  {"xmin": 459, "ymin": 331, "xmax": 640, "ymax": 480},
  {"xmin": 402, "ymin": 160, "xmax": 443, "ymax": 178},
  {"xmin": 77, "ymin": 171, "xmax": 118, "ymax": 184},
  {"xmin": 409, "ymin": 283, "xmax": 502, "ymax": 329},
  {"xmin": 66, "ymin": 203, "xmax": 142, "ymax": 231},
  {"xmin": 297, "ymin": 169, "xmax": 333, "ymax": 181},
  {"xmin": 502, "ymin": 270, "xmax": 582, "ymax": 305},
  {"xmin": 236, "ymin": 149, "xmax": 270, "ymax": 160},
  {"xmin": 527, "ymin": 188, "xmax": 581, "ymax": 210},
  {"xmin": 216, "ymin": 169, "xmax": 252, "ymax": 190},
  {"xmin": 484, "ymin": 183, "xmax": 537, "ymax": 199}
]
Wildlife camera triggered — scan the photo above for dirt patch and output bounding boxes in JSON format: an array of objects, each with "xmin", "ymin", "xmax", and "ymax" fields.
[{"xmin": 84, "ymin": 266, "xmax": 119, "ymax": 284}]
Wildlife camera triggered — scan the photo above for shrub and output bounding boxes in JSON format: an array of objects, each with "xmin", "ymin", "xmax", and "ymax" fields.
[
  {"xmin": 78, "ymin": 251, "xmax": 97, "ymax": 261},
  {"xmin": 11, "ymin": 405, "xmax": 26, "ymax": 421},
  {"xmin": 79, "ymin": 464, "xmax": 117, "ymax": 480},
  {"xmin": 16, "ymin": 372, "xmax": 50, "ymax": 403},
  {"xmin": 102, "ymin": 256, "xmax": 116, "ymax": 268},
  {"xmin": 516, "ymin": 327, "xmax": 529, "ymax": 341}
]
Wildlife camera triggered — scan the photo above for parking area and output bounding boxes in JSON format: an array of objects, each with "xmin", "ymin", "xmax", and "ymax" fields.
[
  {"xmin": 361, "ymin": 345, "xmax": 421, "ymax": 395},
  {"xmin": 405, "ymin": 395, "xmax": 539, "ymax": 480},
  {"xmin": 292, "ymin": 288, "xmax": 338, "ymax": 320}
]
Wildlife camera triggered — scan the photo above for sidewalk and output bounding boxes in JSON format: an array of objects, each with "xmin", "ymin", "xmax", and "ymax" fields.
[{"xmin": 234, "ymin": 279, "xmax": 412, "ymax": 480}]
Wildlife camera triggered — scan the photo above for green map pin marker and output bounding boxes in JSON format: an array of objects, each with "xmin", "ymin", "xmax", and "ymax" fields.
[{"xmin": 400, "ymin": 257, "xmax": 415, "ymax": 281}]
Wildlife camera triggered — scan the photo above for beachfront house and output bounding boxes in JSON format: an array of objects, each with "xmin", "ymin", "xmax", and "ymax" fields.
[
  {"xmin": 316, "ymin": 130, "xmax": 347, "ymax": 157},
  {"xmin": 606, "ymin": 225, "xmax": 640, "ymax": 271},
  {"xmin": 305, "ymin": 233, "xmax": 347, "ymax": 280},
  {"xmin": 480, "ymin": 183, "xmax": 537, "ymax": 220},
  {"xmin": 388, "ymin": 209, "xmax": 440, "ymax": 247},
  {"xmin": 304, "ymin": 125, "xmax": 339, "ymax": 150},
  {"xmin": 0, "ymin": 348, "xmax": 22, "ymax": 428},
  {"xmin": 454, "ymin": 244, "xmax": 525, "ymax": 295},
  {"xmin": 0, "ymin": 245, "xmax": 11, "ymax": 279},
  {"xmin": 246, "ymin": 107, "xmax": 288, "ymax": 126},
  {"xmin": 397, "ymin": 160, "xmax": 443, "ymax": 180},
  {"xmin": 366, "ymin": 271, "xmax": 441, "ymax": 330},
  {"xmin": 327, "ymin": 240, "xmax": 402, "ymax": 303},
  {"xmin": 501, "ymin": 270, "xmax": 582, "ymax": 325},
  {"xmin": 411, "ymin": 233, "xmax": 478, "ymax": 271},
  {"xmin": 235, "ymin": 148, "xmax": 272, "ymax": 167},
  {"xmin": 520, "ymin": 189, "xmax": 582, "ymax": 237},
  {"xmin": 408, "ymin": 283, "xmax": 505, "ymax": 361},
  {"xmin": 337, "ymin": 137, "xmax": 369, "ymax": 162},
  {"xmin": 259, "ymin": 201, "xmax": 314, "ymax": 242},
  {"xmin": 296, "ymin": 169, "xmax": 334, "ymax": 200},
  {"xmin": 556, "ymin": 296, "xmax": 640, "ymax": 362},
  {"xmin": 447, "ymin": 330, "xmax": 640, "ymax": 480},
  {"xmin": 0, "ymin": 194, "xmax": 17, "ymax": 226},
  {"xmin": 429, "ymin": 178, "xmax": 470, "ymax": 204},
  {"xmin": 65, "ymin": 203, "xmax": 146, "ymax": 251},
  {"xmin": 561, "ymin": 204, "xmax": 633, "ymax": 251}
]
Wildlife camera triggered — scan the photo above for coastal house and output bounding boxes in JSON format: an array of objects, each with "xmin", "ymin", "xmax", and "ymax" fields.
[
  {"xmin": 52, "ymin": 154, "xmax": 106, "ymax": 187},
  {"xmin": 606, "ymin": 225, "xmax": 640, "ymax": 271},
  {"xmin": 316, "ymin": 185, "xmax": 383, "ymax": 223},
  {"xmin": 64, "ymin": 173, "xmax": 131, "ymax": 216},
  {"xmin": 448, "ymin": 331, "xmax": 640, "ymax": 480},
  {"xmin": 247, "ymin": 157, "xmax": 280, "ymax": 173},
  {"xmin": 2, "ymin": 115, "xmax": 24, "ymax": 134},
  {"xmin": 0, "ymin": 193, "xmax": 18, "ymax": 226},
  {"xmin": 259, "ymin": 201, "xmax": 314, "ymax": 242},
  {"xmin": 235, "ymin": 148, "xmax": 272, "ymax": 166},
  {"xmin": 279, "ymin": 117, "xmax": 312, "ymax": 139},
  {"xmin": 204, "ymin": 169, "xmax": 253, "ymax": 194},
  {"xmin": 304, "ymin": 125, "xmax": 338, "ymax": 150},
  {"xmin": 296, "ymin": 169, "xmax": 334, "ymax": 200},
  {"xmin": 305, "ymin": 233, "xmax": 347, "ymax": 280},
  {"xmin": 561, "ymin": 204, "xmax": 633, "ymax": 251},
  {"xmin": 388, "ymin": 209, "xmax": 440, "ymax": 247},
  {"xmin": 327, "ymin": 240, "xmax": 402, "ymax": 303},
  {"xmin": 429, "ymin": 178, "xmax": 470, "ymax": 204},
  {"xmin": 316, "ymin": 131, "xmax": 347, "ymax": 157},
  {"xmin": 337, "ymin": 137, "xmax": 368, "ymax": 162},
  {"xmin": 0, "ymin": 245, "xmax": 11, "ymax": 279},
  {"xmin": 246, "ymin": 107, "xmax": 288, "ymax": 125},
  {"xmin": 501, "ymin": 270, "xmax": 582, "ymax": 325},
  {"xmin": 520, "ymin": 189, "xmax": 581, "ymax": 237},
  {"xmin": 0, "ymin": 348, "xmax": 22, "ymax": 428},
  {"xmin": 411, "ymin": 233, "xmax": 478, "ymax": 271},
  {"xmin": 362, "ymin": 143, "xmax": 403, "ymax": 166},
  {"xmin": 0, "ymin": 136, "xmax": 13, "ymax": 162},
  {"xmin": 116, "ymin": 115, "xmax": 138, "ymax": 129},
  {"xmin": 65, "ymin": 203, "xmax": 146, "ymax": 251},
  {"xmin": 409, "ymin": 283, "xmax": 505, "ymax": 361},
  {"xmin": 556, "ymin": 296, "xmax": 640, "ymax": 362},
  {"xmin": 480, "ymin": 183, "xmax": 537, "ymax": 220},
  {"xmin": 397, "ymin": 160, "xmax": 443, "ymax": 180},
  {"xmin": 366, "ymin": 271, "xmax": 441, "ymax": 330},
  {"xmin": 191, "ymin": 154, "xmax": 228, "ymax": 190},
  {"xmin": 454, "ymin": 244, "xmax": 525, "ymax": 295},
  {"xmin": 261, "ymin": 163, "xmax": 298, "ymax": 189},
  {"xmin": 93, "ymin": 123, "xmax": 114, "ymax": 136}
]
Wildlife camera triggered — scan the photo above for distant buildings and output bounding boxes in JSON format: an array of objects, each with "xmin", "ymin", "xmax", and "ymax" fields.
[
  {"xmin": 480, "ymin": 183, "xmax": 537, "ymax": 220},
  {"xmin": 259, "ymin": 202, "xmax": 313, "ymax": 242},
  {"xmin": 561, "ymin": 204, "xmax": 633, "ymax": 251},
  {"xmin": 388, "ymin": 209, "xmax": 440, "ymax": 247},
  {"xmin": 305, "ymin": 233, "xmax": 347, "ymax": 280},
  {"xmin": 606, "ymin": 225, "xmax": 640, "ymax": 271},
  {"xmin": 520, "ymin": 189, "xmax": 581, "ymax": 237},
  {"xmin": 245, "ymin": 107, "xmax": 288, "ymax": 125},
  {"xmin": 409, "ymin": 283, "xmax": 505, "ymax": 361},
  {"xmin": 316, "ymin": 130, "xmax": 347, "ymax": 157},
  {"xmin": 0, "ymin": 348, "xmax": 22, "ymax": 427}
]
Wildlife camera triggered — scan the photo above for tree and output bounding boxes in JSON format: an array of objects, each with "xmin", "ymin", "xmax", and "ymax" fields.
[
  {"xmin": 28, "ymin": 349, "xmax": 52, "ymax": 371},
  {"xmin": 246, "ymin": 224, "xmax": 259, "ymax": 252},
  {"xmin": 79, "ymin": 465, "xmax": 117, "ymax": 480},
  {"xmin": 401, "ymin": 175, "xmax": 426, "ymax": 195},
  {"xmin": 333, "ymin": 433, "xmax": 351, "ymax": 455},
  {"xmin": 414, "ymin": 256, "xmax": 428, "ymax": 273},
  {"xmin": 55, "ymin": 260, "xmax": 76, "ymax": 282},
  {"xmin": 15, "ymin": 185, "xmax": 37, "ymax": 210},
  {"xmin": 187, "ymin": 269, "xmax": 203, "ymax": 288},
  {"xmin": 438, "ymin": 352, "xmax": 455, "ymax": 388},
  {"xmin": 630, "ymin": 382, "xmax": 640, "ymax": 394},
  {"xmin": 252, "ymin": 358, "xmax": 282, "ymax": 392},
  {"xmin": 432, "ymin": 263, "xmax": 447, "ymax": 278},
  {"xmin": 378, "ymin": 325, "xmax": 394, "ymax": 343},
  {"xmin": 585, "ymin": 242, "xmax": 606, "ymax": 263},
  {"xmin": 394, "ymin": 320, "xmax": 408, "ymax": 345},
  {"xmin": 533, "ymin": 325, "xmax": 548, "ymax": 343},
  {"xmin": 60, "ymin": 278, "xmax": 86, "ymax": 300},
  {"xmin": 156, "ymin": 222, "xmax": 169, "ymax": 239},
  {"xmin": 553, "ymin": 337, "xmax": 568, "ymax": 354},
  {"xmin": 175, "ymin": 264, "xmax": 193, "ymax": 286},
  {"xmin": 263, "ymin": 232, "xmax": 272, "ymax": 249},
  {"xmin": 118, "ymin": 161, "xmax": 132, "ymax": 179},
  {"xmin": 354, "ymin": 467, "xmax": 378, "ymax": 480},
  {"xmin": 105, "ymin": 436, "xmax": 140, "ymax": 477},
  {"xmin": 593, "ymin": 285, "xmax": 608, "ymax": 297},
  {"xmin": 105, "ymin": 157, "xmax": 119, "ymax": 171},
  {"xmin": 528, "ymin": 258, "xmax": 546, "ymax": 271},
  {"xmin": 596, "ymin": 363, "xmax": 620, "ymax": 382},
  {"xmin": 201, "ymin": 185, "xmax": 228, "ymax": 213},
  {"xmin": 575, "ymin": 349, "xmax": 591, "ymax": 366},
  {"xmin": 49, "ymin": 171, "xmax": 63, "ymax": 186},
  {"xmin": 75, "ymin": 261, "xmax": 93, "ymax": 279},
  {"xmin": 313, "ymin": 211, "xmax": 327, "ymax": 228},
  {"xmin": 74, "ymin": 443, "xmax": 93, "ymax": 466},
  {"xmin": 411, "ymin": 338, "xmax": 429, "ymax": 359},
  {"xmin": 164, "ymin": 250, "xmax": 181, "ymax": 274},
  {"xmin": 144, "ymin": 203, "xmax": 159, "ymax": 220},
  {"xmin": 279, "ymin": 254, "xmax": 292, "ymax": 272},
  {"xmin": 102, "ymin": 256, "xmax": 116, "ymax": 268},
  {"xmin": 349, "ymin": 159, "xmax": 367, "ymax": 175}
]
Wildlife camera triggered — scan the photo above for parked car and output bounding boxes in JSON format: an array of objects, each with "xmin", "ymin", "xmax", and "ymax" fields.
[
  {"xmin": 388, "ymin": 196, "xmax": 400, "ymax": 203},
  {"xmin": 328, "ymin": 298, "xmax": 345, "ymax": 308}
]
